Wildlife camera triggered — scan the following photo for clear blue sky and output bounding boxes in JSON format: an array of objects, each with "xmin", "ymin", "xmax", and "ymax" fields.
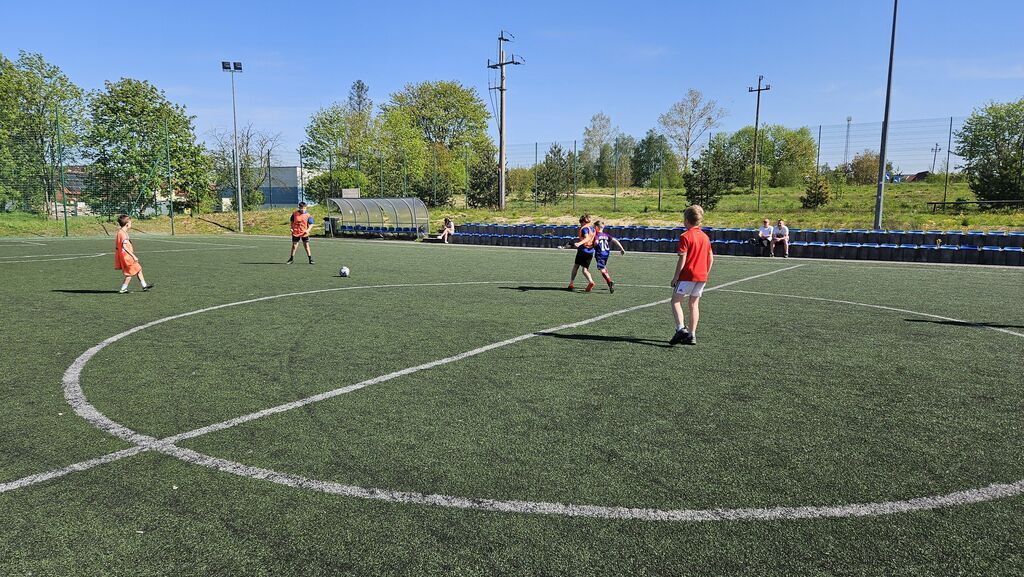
[{"xmin": 4, "ymin": 0, "xmax": 1023, "ymax": 167}]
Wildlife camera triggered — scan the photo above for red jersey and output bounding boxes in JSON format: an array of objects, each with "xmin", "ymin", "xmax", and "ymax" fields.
[
  {"xmin": 677, "ymin": 227, "xmax": 712, "ymax": 282},
  {"xmin": 291, "ymin": 210, "xmax": 313, "ymax": 237}
]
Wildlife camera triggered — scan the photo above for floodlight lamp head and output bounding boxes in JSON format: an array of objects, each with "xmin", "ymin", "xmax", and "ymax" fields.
[
  {"xmin": 232, "ymin": 62, "xmax": 243, "ymax": 72},
  {"xmin": 221, "ymin": 61, "xmax": 231, "ymax": 71}
]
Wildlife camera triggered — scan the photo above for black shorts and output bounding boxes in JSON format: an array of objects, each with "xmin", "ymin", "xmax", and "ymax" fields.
[
  {"xmin": 574, "ymin": 250, "xmax": 594, "ymax": 268},
  {"xmin": 292, "ymin": 235, "xmax": 309, "ymax": 243}
]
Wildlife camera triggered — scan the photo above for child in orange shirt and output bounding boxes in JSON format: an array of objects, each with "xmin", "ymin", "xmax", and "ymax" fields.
[{"xmin": 114, "ymin": 214, "xmax": 153, "ymax": 293}]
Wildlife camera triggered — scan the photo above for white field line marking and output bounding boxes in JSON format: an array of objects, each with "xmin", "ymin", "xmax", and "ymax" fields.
[
  {"xmin": 0, "ymin": 447, "xmax": 147, "ymax": 494},
  {"xmin": 0, "ymin": 245, "xmax": 255, "ymax": 265},
  {"xmin": 143, "ymin": 238, "xmax": 251, "ymax": 248},
  {"xmin": 719, "ymin": 289, "xmax": 1024, "ymax": 339},
  {"xmin": 36, "ymin": 264, "xmax": 1024, "ymax": 523},
  {"xmin": 0, "ymin": 240, "xmax": 46, "ymax": 246},
  {"xmin": 28, "ymin": 270, "xmax": 797, "ymax": 497}
]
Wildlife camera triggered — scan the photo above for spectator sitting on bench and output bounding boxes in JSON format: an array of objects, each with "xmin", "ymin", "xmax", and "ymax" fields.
[
  {"xmin": 752, "ymin": 219, "xmax": 773, "ymax": 255},
  {"xmin": 438, "ymin": 217, "xmax": 455, "ymax": 243},
  {"xmin": 771, "ymin": 218, "xmax": 790, "ymax": 257}
]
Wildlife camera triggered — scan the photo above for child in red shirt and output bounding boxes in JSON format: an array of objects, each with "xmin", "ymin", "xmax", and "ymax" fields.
[{"xmin": 669, "ymin": 205, "xmax": 713, "ymax": 345}]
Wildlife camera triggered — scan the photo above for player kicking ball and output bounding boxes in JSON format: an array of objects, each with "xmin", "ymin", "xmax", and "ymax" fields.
[
  {"xmin": 566, "ymin": 214, "xmax": 597, "ymax": 292},
  {"xmin": 669, "ymin": 205, "xmax": 713, "ymax": 346},
  {"xmin": 286, "ymin": 202, "xmax": 315, "ymax": 265},
  {"xmin": 593, "ymin": 221, "xmax": 625, "ymax": 293}
]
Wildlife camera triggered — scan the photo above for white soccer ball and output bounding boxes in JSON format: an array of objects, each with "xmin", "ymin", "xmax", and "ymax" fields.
[{"xmin": 339, "ymin": 266, "xmax": 350, "ymax": 277}]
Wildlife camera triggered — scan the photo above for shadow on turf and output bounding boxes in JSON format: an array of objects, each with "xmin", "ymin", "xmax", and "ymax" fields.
[
  {"xmin": 240, "ymin": 262, "xmax": 288, "ymax": 265},
  {"xmin": 500, "ymin": 285, "xmax": 575, "ymax": 292},
  {"xmin": 904, "ymin": 318, "xmax": 1024, "ymax": 330},
  {"xmin": 51, "ymin": 289, "xmax": 121, "ymax": 294},
  {"xmin": 538, "ymin": 332, "xmax": 672, "ymax": 348}
]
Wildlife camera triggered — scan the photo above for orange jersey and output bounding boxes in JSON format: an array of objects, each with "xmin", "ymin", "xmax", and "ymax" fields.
[
  {"xmin": 577, "ymin": 225, "xmax": 595, "ymax": 249},
  {"xmin": 291, "ymin": 210, "xmax": 313, "ymax": 237},
  {"xmin": 114, "ymin": 229, "xmax": 142, "ymax": 275}
]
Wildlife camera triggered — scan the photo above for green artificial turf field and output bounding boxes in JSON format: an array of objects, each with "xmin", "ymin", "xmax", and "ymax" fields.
[{"xmin": 0, "ymin": 234, "xmax": 1022, "ymax": 576}]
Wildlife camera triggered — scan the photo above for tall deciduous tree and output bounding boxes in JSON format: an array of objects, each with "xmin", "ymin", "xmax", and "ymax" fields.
[
  {"xmin": 0, "ymin": 51, "xmax": 84, "ymax": 215},
  {"xmin": 382, "ymin": 81, "xmax": 490, "ymax": 150},
  {"xmin": 208, "ymin": 124, "xmax": 280, "ymax": 210},
  {"xmin": 83, "ymin": 78, "xmax": 209, "ymax": 215},
  {"xmin": 956, "ymin": 98, "xmax": 1024, "ymax": 203},
  {"xmin": 658, "ymin": 89, "xmax": 727, "ymax": 173},
  {"xmin": 631, "ymin": 129, "xmax": 681, "ymax": 188},
  {"xmin": 582, "ymin": 112, "xmax": 616, "ymax": 164},
  {"xmin": 535, "ymin": 142, "xmax": 570, "ymax": 204}
]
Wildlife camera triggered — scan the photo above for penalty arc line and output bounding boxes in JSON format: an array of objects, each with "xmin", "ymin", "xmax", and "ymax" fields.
[{"xmin": 5, "ymin": 268, "xmax": 800, "ymax": 497}]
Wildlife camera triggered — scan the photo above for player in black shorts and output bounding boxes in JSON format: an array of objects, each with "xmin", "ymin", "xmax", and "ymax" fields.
[{"xmin": 566, "ymin": 214, "xmax": 597, "ymax": 292}]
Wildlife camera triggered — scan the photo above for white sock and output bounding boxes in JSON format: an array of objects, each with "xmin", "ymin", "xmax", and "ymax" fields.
[
  {"xmin": 120, "ymin": 283, "xmax": 128, "ymax": 291},
  {"xmin": 677, "ymin": 324, "xmax": 686, "ymax": 332}
]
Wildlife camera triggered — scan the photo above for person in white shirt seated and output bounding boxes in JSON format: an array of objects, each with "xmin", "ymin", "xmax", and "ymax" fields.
[
  {"xmin": 771, "ymin": 218, "xmax": 790, "ymax": 257},
  {"xmin": 753, "ymin": 219, "xmax": 773, "ymax": 256},
  {"xmin": 438, "ymin": 217, "xmax": 455, "ymax": 243}
]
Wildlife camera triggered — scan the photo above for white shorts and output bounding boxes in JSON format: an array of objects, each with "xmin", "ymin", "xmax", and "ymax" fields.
[{"xmin": 674, "ymin": 281, "xmax": 706, "ymax": 298}]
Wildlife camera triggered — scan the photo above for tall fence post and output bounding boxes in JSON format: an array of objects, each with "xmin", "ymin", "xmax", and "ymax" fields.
[
  {"xmin": 572, "ymin": 140, "xmax": 577, "ymax": 212},
  {"xmin": 658, "ymin": 150, "xmax": 663, "ymax": 212},
  {"xmin": 56, "ymin": 108, "xmax": 69, "ymax": 237},
  {"xmin": 943, "ymin": 116, "xmax": 953, "ymax": 204},
  {"xmin": 432, "ymin": 146, "xmax": 437, "ymax": 206},
  {"xmin": 816, "ymin": 124, "xmax": 822, "ymax": 183},
  {"xmin": 534, "ymin": 142, "xmax": 538, "ymax": 208},
  {"xmin": 267, "ymin": 150, "xmax": 273, "ymax": 209},
  {"xmin": 403, "ymin": 155, "xmax": 407, "ymax": 197},
  {"xmin": 613, "ymin": 149, "xmax": 618, "ymax": 212},
  {"xmin": 298, "ymin": 149, "xmax": 304, "ymax": 205},
  {"xmin": 464, "ymin": 144, "xmax": 469, "ymax": 208},
  {"xmin": 165, "ymin": 117, "xmax": 174, "ymax": 235}
]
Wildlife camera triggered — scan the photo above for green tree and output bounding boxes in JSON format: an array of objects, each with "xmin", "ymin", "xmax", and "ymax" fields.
[
  {"xmin": 612, "ymin": 134, "xmax": 636, "ymax": 187},
  {"xmin": 683, "ymin": 135, "xmax": 734, "ymax": 210},
  {"xmin": 631, "ymin": 129, "xmax": 681, "ymax": 188},
  {"xmin": 765, "ymin": 125, "xmax": 816, "ymax": 187},
  {"xmin": 658, "ymin": 88, "xmax": 727, "ymax": 173},
  {"xmin": 83, "ymin": 78, "xmax": 209, "ymax": 216},
  {"xmin": 382, "ymin": 81, "xmax": 490, "ymax": 150},
  {"xmin": 535, "ymin": 143, "xmax": 570, "ymax": 204},
  {"xmin": 849, "ymin": 149, "xmax": 894, "ymax": 185},
  {"xmin": 955, "ymin": 98, "xmax": 1024, "ymax": 204},
  {"xmin": 299, "ymin": 101, "xmax": 374, "ymax": 172},
  {"xmin": 466, "ymin": 140, "xmax": 499, "ymax": 208},
  {"xmin": 0, "ymin": 51, "xmax": 84, "ymax": 215},
  {"xmin": 800, "ymin": 175, "xmax": 831, "ymax": 209},
  {"xmin": 304, "ymin": 168, "xmax": 369, "ymax": 205}
]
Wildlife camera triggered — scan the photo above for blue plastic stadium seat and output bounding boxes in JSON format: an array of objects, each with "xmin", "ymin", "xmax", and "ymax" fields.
[
  {"xmin": 981, "ymin": 245, "xmax": 1005, "ymax": 265},
  {"xmin": 1002, "ymin": 246, "xmax": 1023, "ymax": 266},
  {"xmin": 1007, "ymin": 231, "xmax": 1024, "ymax": 249}
]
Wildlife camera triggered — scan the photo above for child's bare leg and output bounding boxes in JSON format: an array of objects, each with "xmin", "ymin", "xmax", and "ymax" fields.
[
  {"xmin": 569, "ymin": 264, "xmax": 579, "ymax": 284},
  {"xmin": 687, "ymin": 296, "xmax": 701, "ymax": 335},
  {"xmin": 303, "ymin": 240, "xmax": 312, "ymax": 257},
  {"xmin": 582, "ymin": 267, "xmax": 594, "ymax": 284},
  {"xmin": 670, "ymin": 294, "xmax": 686, "ymax": 330},
  {"xmin": 136, "ymin": 272, "xmax": 148, "ymax": 287},
  {"xmin": 599, "ymin": 267, "xmax": 612, "ymax": 284},
  {"xmin": 121, "ymin": 274, "xmax": 133, "ymax": 289}
]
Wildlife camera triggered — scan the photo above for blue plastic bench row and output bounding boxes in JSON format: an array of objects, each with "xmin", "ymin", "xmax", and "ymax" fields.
[
  {"xmin": 455, "ymin": 223, "xmax": 1024, "ymax": 248},
  {"xmin": 450, "ymin": 233, "xmax": 1024, "ymax": 265}
]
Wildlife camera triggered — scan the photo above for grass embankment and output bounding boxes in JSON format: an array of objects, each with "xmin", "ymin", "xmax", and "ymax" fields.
[{"xmin": 1, "ymin": 181, "xmax": 1021, "ymax": 238}]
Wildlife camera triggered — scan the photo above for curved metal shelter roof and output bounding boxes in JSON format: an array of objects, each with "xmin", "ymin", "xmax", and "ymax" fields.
[{"xmin": 327, "ymin": 197, "xmax": 429, "ymax": 234}]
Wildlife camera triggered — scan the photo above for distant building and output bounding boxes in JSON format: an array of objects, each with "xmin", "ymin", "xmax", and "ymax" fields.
[{"xmin": 217, "ymin": 166, "xmax": 320, "ymax": 211}]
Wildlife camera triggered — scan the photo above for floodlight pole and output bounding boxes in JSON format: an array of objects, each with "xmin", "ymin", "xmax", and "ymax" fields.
[
  {"xmin": 223, "ymin": 61, "xmax": 244, "ymax": 232},
  {"xmin": 873, "ymin": 0, "xmax": 898, "ymax": 230},
  {"xmin": 488, "ymin": 31, "xmax": 523, "ymax": 210},
  {"xmin": 165, "ymin": 116, "xmax": 174, "ymax": 235}
]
